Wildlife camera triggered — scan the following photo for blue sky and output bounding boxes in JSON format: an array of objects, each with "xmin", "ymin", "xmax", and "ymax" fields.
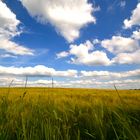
[{"xmin": 0, "ymin": 0, "xmax": 140, "ymax": 88}]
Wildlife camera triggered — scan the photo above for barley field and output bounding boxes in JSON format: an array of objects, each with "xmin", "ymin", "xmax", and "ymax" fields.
[{"xmin": 0, "ymin": 88, "xmax": 140, "ymax": 140}]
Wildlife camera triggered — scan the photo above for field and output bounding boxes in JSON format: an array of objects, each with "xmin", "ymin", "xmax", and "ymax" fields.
[{"xmin": 0, "ymin": 88, "xmax": 140, "ymax": 140}]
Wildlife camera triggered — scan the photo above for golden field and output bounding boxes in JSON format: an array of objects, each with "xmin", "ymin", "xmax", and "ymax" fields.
[{"xmin": 0, "ymin": 88, "xmax": 140, "ymax": 140}]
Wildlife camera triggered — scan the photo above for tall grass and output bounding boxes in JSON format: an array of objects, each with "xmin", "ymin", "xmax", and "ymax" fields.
[{"xmin": 0, "ymin": 88, "xmax": 140, "ymax": 140}]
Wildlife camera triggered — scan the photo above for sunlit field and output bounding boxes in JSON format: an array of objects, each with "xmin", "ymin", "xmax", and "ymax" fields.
[{"xmin": 0, "ymin": 88, "xmax": 140, "ymax": 140}]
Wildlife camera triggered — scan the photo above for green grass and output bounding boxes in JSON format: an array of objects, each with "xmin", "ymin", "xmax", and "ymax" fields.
[{"xmin": 0, "ymin": 88, "xmax": 140, "ymax": 140}]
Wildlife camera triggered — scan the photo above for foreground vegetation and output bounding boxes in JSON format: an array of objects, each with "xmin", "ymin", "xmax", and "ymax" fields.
[{"xmin": 0, "ymin": 88, "xmax": 140, "ymax": 140}]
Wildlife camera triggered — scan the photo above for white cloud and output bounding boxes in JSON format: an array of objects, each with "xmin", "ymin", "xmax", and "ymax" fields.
[
  {"xmin": 56, "ymin": 51, "xmax": 69, "ymax": 58},
  {"xmin": 123, "ymin": 69, "xmax": 140, "ymax": 77},
  {"xmin": 68, "ymin": 79, "xmax": 140, "ymax": 89},
  {"xmin": 112, "ymin": 50, "xmax": 140, "ymax": 64},
  {"xmin": 100, "ymin": 33, "xmax": 140, "ymax": 65},
  {"xmin": 124, "ymin": 3, "xmax": 140, "ymax": 28},
  {"xmin": 0, "ymin": 77, "xmax": 22, "ymax": 86},
  {"xmin": 21, "ymin": 0, "xmax": 97, "ymax": 42},
  {"xmin": 18, "ymin": 79, "xmax": 140, "ymax": 89},
  {"xmin": 0, "ymin": 39, "xmax": 34, "ymax": 55},
  {"xmin": 0, "ymin": 53, "xmax": 17, "ymax": 58},
  {"xmin": 57, "ymin": 34, "xmax": 140, "ymax": 65},
  {"xmin": 0, "ymin": 66, "xmax": 139, "ymax": 89},
  {"xmin": 93, "ymin": 39, "xmax": 100, "ymax": 45},
  {"xmin": 0, "ymin": 0, "xmax": 20, "ymax": 38},
  {"xmin": 69, "ymin": 40, "xmax": 94, "ymax": 57},
  {"xmin": 57, "ymin": 40, "xmax": 111, "ymax": 66},
  {"xmin": 132, "ymin": 29, "xmax": 140, "ymax": 40},
  {"xmin": 70, "ymin": 50, "xmax": 111, "ymax": 66},
  {"xmin": 54, "ymin": 69, "xmax": 77, "ymax": 77},
  {"xmin": 30, "ymin": 80, "xmax": 72, "ymax": 87},
  {"xmin": 0, "ymin": 65, "xmax": 77, "ymax": 77},
  {"xmin": 0, "ymin": 1, "xmax": 34, "ymax": 56},
  {"xmin": 81, "ymin": 70, "xmax": 121, "ymax": 78},
  {"xmin": 101, "ymin": 36, "xmax": 139, "ymax": 54},
  {"xmin": 81, "ymin": 69, "xmax": 140, "ymax": 78},
  {"xmin": 96, "ymin": 79, "xmax": 140, "ymax": 89}
]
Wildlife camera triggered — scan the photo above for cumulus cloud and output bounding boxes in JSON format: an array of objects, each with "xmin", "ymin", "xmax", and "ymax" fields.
[
  {"xmin": 96, "ymin": 79, "xmax": 140, "ymax": 89},
  {"xmin": 0, "ymin": 39, "xmax": 33, "ymax": 55},
  {"xmin": 0, "ymin": 65, "xmax": 139, "ymax": 88},
  {"xmin": 56, "ymin": 51, "xmax": 69, "ymax": 58},
  {"xmin": 0, "ymin": 76, "xmax": 139, "ymax": 89},
  {"xmin": 81, "ymin": 70, "xmax": 121, "ymax": 78},
  {"xmin": 100, "ymin": 35, "xmax": 140, "ymax": 64},
  {"xmin": 28, "ymin": 79, "xmax": 140, "ymax": 89},
  {"xmin": 20, "ymin": 0, "xmax": 97, "ymax": 42},
  {"xmin": 101, "ymin": 36, "xmax": 139, "ymax": 54},
  {"xmin": 0, "ymin": 0, "xmax": 20, "ymax": 38},
  {"xmin": 124, "ymin": 3, "xmax": 140, "ymax": 28},
  {"xmin": 78, "ymin": 69, "xmax": 140, "ymax": 88},
  {"xmin": 0, "ymin": 65, "xmax": 78, "ymax": 77},
  {"xmin": 57, "ymin": 36, "xmax": 140, "ymax": 66},
  {"xmin": 69, "ymin": 40, "xmax": 93, "ymax": 56},
  {"xmin": 132, "ymin": 29, "xmax": 140, "ymax": 40},
  {"xmin": 1, "ymin": 65, "xmax": 139, "ymax": 79},
  {"xmin": 112, "ymin": 50, "xmax": 140, "ymax": 64},
  {"xmin": 68, "ymin": 79, "xmax": 140, "ymax": 89},
  {"xmin": 81, "ymin": 69, "xmax": 140, "ymax": 78},
  {"xmin": 57, "ymin": 40, "xmax": 111, "ymax": 66},
  {"xmin": 0, "ymin": 54, "xmax": 17, "ymax": 58},
  {"xmin": 70, "ymin": 50, "xmax": 111, "ymax": 66},
  {"xmin": 24, "ymin": 80, "xmax": 73, "ymax": 87},
  {"xmin": 0, "ymin": 1, "xmax": 33, "ymax": 55}
]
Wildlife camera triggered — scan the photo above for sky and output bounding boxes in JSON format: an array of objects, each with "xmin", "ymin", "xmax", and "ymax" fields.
[{"xmin": 0, "ymin": 0, "xmax": 140, "ymax": 89}]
